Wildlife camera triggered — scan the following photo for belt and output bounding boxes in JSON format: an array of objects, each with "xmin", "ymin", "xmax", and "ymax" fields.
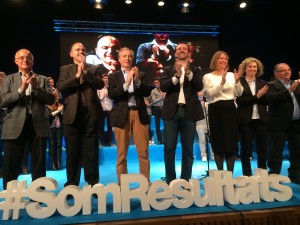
[
  {"xmin": 177, "ymin": 103, "xmax": 186, "ymax": 108},
  {"xmin": 128, "ymin": 106, "xmax": 138, "ymax": 110}
]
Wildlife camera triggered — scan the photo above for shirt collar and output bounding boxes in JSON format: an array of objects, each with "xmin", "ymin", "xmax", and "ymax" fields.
[
  {"xmin": 19, "ymin": 71, "xmax": 33, "ymax": 77},
  {"xmin": 245, "ymin": 77, "xmax": 256, "ymax": 83}
]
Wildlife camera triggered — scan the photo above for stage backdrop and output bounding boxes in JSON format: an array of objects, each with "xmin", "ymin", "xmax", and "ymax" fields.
[{"xmin": 59, "ymin": 25, "xmax": 219, "ymax": 85}]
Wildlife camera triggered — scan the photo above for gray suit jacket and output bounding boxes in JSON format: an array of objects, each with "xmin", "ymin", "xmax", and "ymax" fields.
[{"xmin": 0, "ymin": 72, "xmax": 55, "ymax": 139}]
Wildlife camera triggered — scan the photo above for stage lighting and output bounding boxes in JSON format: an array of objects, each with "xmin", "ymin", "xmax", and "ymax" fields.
[
  {"xmin": 158, "ymin": 1, "xmax": 165, "ymax": 6},
  {"xmin": 93, "ymin": 0, "xmax": 103, "ymax": 9},
  {"xmin": 125, "ymin": 0, "xmax": 132, "ymax": 4},
  {"xmin": 183, "ymin": 2, "xmax": 189, "ymax": 8},
  {"xmin": 181, "ymin": 1, "xmax": 190, "ymax": 13},
  {"xmin": 239, "ymin": 1, "xmax": 247, "ymax": 8}
]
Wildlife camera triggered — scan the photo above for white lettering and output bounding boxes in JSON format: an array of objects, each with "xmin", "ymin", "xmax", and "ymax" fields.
[{"xmin": 0, "ymin": 169, "xmax": 293, "ymax": 221}]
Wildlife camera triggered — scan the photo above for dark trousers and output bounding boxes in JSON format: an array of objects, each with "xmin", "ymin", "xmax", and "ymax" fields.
[
  {"xmin": 49, "ymin": 126, "xmax": 63, "ymax": 167},
  {"xmin": 153, "ymin": 106, "xmax": 163, "ymax": 143},
  {"xmin": 268, "ymin": 120, "xmax": 300, "ymax": 176},
  {"xmin": 99, "ymin": 111, "xmax": 112, "ymax": 145},
  {"xmin": 2, "ymin": 117, "xmax": 47, "ymax": 189},
  {"xmin": 240, "ymin": 119, "xmax": 268, "ymax": 176},
  {"xmin": 63, "ymin": 110, "xmax": 99, "ymax": 187},
  {"xmin": 163, "ymin": 106, "xmax": 196, "ymax": 184}
]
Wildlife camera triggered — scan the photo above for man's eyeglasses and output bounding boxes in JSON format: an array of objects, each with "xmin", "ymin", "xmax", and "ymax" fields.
[
  {"xmin": 15, "ymin": 56, "xmax": 33, "ymax": 61},
  {"xmin": 276, "ymin": 69, "xmax": 292, "ymax": 73}
]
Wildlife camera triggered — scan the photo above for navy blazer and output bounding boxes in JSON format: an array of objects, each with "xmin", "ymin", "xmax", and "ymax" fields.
[
  {"xmin": 108, "ymin": 70, "xmax": 150, "ymax": 128},
  {"xmin": 236, "ymin": 77, "xmax": 269, "ymax": 124},
  {"xmin": 267, "ymin": 79, "xmax": 300, "ymax": 131},
  {"xmin": 160, "ymin": 65, "xmax": 204, "ymax": 121}
]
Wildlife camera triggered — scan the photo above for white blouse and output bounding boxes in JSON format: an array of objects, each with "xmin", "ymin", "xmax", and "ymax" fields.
[{"xmin": 202, "ymin": 72, "xmax": 243, "ymax": 104}]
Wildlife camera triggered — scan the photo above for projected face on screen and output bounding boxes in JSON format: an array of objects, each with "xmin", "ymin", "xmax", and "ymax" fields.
[
  {"xmin": 86, "ymin": 35, "xmax": 121, "ymax": 74},
  {"xmin": 60, "ymin": 32, "xmax": 218, "ymax": 85}
]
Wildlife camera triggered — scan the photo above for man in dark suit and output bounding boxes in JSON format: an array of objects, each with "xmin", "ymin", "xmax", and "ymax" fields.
[
  {"xmin": 267, "ymin": 63, "xmax": 300, "ymax": 184},
  {"xmin": 160, "ymin": 42, "xmax": 204, "ymax": 185},
  {"xmin": 236, "ymin": 57, "xmax": 269, "ymax": 177},
  {"xmin": 57, "ymin": 42, "xmax": 104, "ymax": 187},
  {"xmin": 108, "ymin": 47, "xmax": 151, "ymax": 185},
  {"xmin": 0, "ymin": 49, "xmax": 55, "ymax": 189}
]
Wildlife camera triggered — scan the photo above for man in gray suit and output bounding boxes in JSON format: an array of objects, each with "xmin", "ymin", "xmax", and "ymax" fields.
[
  {"xmin": 57, "ymin": 42, "xmax": 104, "ymax": 188},
  {"xmin": 0, "ymin": 49, "xmax": 55, "ymax": 189}
]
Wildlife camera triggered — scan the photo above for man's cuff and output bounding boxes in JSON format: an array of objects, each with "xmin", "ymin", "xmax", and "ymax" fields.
[
  {"xmin": 18, "ymin": 88, "xmax": 25, "ymax": 96},
  {"xmin": 123, "ymin": 83, "xmax": 128, "ymax": 91},
  {"xmin": 186, "ymin": 71, "xmax": 193, "ymax": 81},
  {"xmin": 172, "ymin": 76, "xmax": 179, "ymax": 85},
  {"xmin": 135, "ymin": 79, "xmax": 141, "ymax": 88}
]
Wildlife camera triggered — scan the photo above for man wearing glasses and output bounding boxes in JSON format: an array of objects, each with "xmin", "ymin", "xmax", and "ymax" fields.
[
  {"xmin": 267, "ymin": 63, "xmax": 300, "ymax": 184},
  {"xmin": 0, "ymin": 49, "xmax": 55, "ymax": 189}
]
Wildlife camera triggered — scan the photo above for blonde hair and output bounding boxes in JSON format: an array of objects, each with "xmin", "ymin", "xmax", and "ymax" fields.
[
  {"xmin": 209, "ymin": 51, "xmax": 229, "ymax": 71},
  {"xmin": 239, "ymin": 57, "xmax": 264, "ymax": 77}
]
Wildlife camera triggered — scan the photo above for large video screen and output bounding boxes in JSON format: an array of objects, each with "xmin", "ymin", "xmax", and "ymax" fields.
[{"xmin": 60, "ymin": 32, "xmax": 218, "ymax": 85}]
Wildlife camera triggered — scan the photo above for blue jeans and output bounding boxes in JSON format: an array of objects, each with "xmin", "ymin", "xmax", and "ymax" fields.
[{"xmin": 163, "ymin": 106, "xmax": 196, "ymax": 184}]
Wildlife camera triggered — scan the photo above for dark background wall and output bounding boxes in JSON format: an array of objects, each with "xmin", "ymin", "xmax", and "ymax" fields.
[{"xmin": 0, "ymin": 0, "xmax": 298, "ymax": 82}]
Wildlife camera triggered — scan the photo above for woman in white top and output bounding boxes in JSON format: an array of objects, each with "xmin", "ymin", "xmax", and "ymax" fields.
[{"xmin": 202, "ymin": 51, "xmax": 243, "ymax": 173}]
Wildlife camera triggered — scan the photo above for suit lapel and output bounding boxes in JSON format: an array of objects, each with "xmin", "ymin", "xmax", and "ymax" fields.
[
  {"xmin": 255, "ymin": 79, "xmax": 262, "ymax": 93},
  {"xmin": 275, "ymin": 79, "xmax": 287, "ymax": 90},
  {"xmin": 241, "ymin": 77, "xmax": 253, "ymax": 96}
]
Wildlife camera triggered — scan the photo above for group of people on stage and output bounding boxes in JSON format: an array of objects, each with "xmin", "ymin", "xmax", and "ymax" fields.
[{"xmin": 0, "ymin": 38, "xmax": 300, "ymax": 192}]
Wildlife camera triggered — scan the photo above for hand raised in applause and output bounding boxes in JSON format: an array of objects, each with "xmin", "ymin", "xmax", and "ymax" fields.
[
  {"xmin": 75, "ymin": 54, "xmax": 87, "ymax": 81},
  {"xmin": 57, "ymin": 104, "xmax": 64, "ymax": 112},
  {"xmin": 20, "ymin": 73, "xmax": 37, "ymax": 92},
  {"xmin": 233, "ymin": 67, "xmax": 242, "ymax": 84},
  {"xmin": 126, "ymin": 66, "xmax": 139, "ymax": 87},
  {"xmin": 220, "ymin": 68, "xmax": 228, "ymax": 86},
  {"xmin": 256, "ymin": 85, "xmax": 269, "ymax": 98},
  {"xmin": 152, "ymin": 44, "xmax": 170, "ymax": 60},
  {"xmin": 289, "ymin": 79, "xmax": 299, "ymax": 92}
]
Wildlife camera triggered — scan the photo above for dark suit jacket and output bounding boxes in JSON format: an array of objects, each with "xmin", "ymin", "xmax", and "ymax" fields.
[
  {"xmin": 160, "ymin": 65, "xmax": 204, "ymax": 121},
  {"xmin": 267, "ymin": 78, "xmax": 300, "ymax": 131},
  {"xmin": 56, "ymin": 63, "xmax": 104, "ymax": 124},
  {"xmin": 108, "ymin": 70, "xmax": 150, "ymax": 128},
  {"xmin": 236, "ymin": 77, "xmax": 269, "ymax": 124},
  {"xmin": 0, "ymin": 72, "xmax": 55, "ymax": 139}
]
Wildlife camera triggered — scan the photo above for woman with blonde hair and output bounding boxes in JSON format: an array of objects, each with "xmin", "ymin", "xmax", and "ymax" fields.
[
  {"xmin": 202, "ymin": 51, "xmax": 243, "ymax": 173},
  {"xmin": 236, "ymin": 57, "xmax": 269, "ymax": 176}
]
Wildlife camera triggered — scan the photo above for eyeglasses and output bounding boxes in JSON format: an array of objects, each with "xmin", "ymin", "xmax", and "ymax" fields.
[
  {"xmin": 15, "ymin": 56, "xmax": 33, "ymax": 61},
  {"xmin": 276, "ymin": 69, "xmax": 292, "ymax": 73}
]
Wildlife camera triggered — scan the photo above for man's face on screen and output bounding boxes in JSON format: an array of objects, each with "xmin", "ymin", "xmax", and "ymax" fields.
[
  {"xmin": 95, "ymin": 36, "xmax": 121, "ymax": 67},
  {"xmin": 154, "ymin": 34, "xmax": 169, "ymax": 44}
]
